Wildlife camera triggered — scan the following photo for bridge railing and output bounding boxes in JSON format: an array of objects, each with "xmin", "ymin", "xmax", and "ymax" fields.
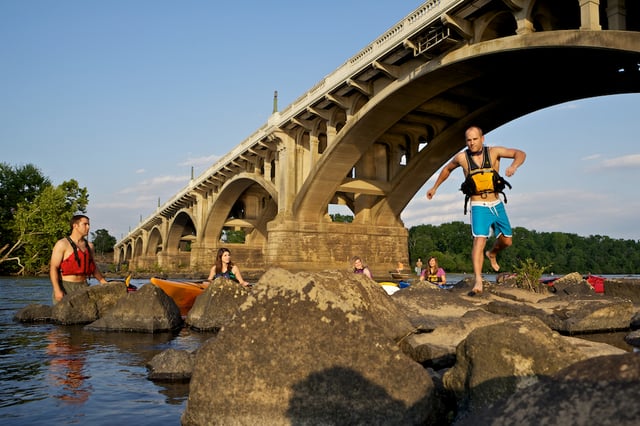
[
  {"xmin": 279, "ymin": 0, "xmax": 463, "ymax": 122},
  {"xmin": 118, "ymin": 0, "xmax": 465, "ymax": 244}
]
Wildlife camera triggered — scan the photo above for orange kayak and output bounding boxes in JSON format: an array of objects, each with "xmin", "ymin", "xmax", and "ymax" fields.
[{"xmin": 150, "ymin": 277, "xmax": 209, "ymax": 315}]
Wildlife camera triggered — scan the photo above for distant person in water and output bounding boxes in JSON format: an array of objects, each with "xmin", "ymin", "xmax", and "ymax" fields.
[
  {"xmin": 426, "ymin": 125, "xmax": 526, "ymax": 295},
  {"xmin": 420, "ymin": 256, "xmax": 446, "ymax": 285},
  {"xmin": 206, "ymin": 247, "xmax": 250, "ymax": 287},
  {"xmin": 351, "ymin": 256, "xmax": 373, "ymax": 279},
  {"xmin": 49, "ymin": 214, "xmax": 108, "ymax": 304},
  {"xmin": 415, "ymin": 257, "xmax": 423, "ymax": 276}
]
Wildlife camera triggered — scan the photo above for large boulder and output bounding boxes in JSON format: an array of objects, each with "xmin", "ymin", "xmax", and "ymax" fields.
[
  {"xmin": 185, "ymin": 277, "xmax": 253, "ymax": 331},
  {"xmin": 486, "ymin": 296, "xmax": 635, "ymax": 334},
  {"xmin": 85, "ymin": 283, "xmax": 183, "ymax": 332},
  {"xmin": 181, "ymin": 268, "xmax": 439, "ymax": 425},
  {"xmin": 551, "ymin": 272, "xmax": 595, "ymax": 295},
  {"xmin": 400, "ymin": 309, "xmax": 508, "ymax": 367},
  {"xmin": 13, "ymin": 304, "xmax": 52, "ymax": 322},
  {"xmin": 51, "ymin": 282, "xmax": 128, "ymax": 324},
  {"xmin": 454, "ymin": 352, "xmax": 640, "ymax": 426},
  {"xmin": 443, "ymin": 316, "xmax": 626, "ymax": 413},
  {"xmin": 393, "ymin": 277, "xmax": 638, "ymax": 370},
  {"xmin": 605, "ymin": 278, "xmax": 640, "ymax": 303}
]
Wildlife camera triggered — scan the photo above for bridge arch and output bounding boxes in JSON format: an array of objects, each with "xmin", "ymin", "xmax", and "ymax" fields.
[
  {"xmin": 160, "ymin": 211, "xmax": 197, "ymax": 270},
  {"xmin": 116, "ymin": 0, "xmax": 640, "ymax": 275},
  {"xmin": 146, "ymin": 227, "xmax": 163, "ymax": 257},
  {"xmin": 294, "ymin": 30, "xmax": 640, "ymax": 228},
  {"xmin": 186, "ymin": 174, "xmax": 278, "ymax": 269}
]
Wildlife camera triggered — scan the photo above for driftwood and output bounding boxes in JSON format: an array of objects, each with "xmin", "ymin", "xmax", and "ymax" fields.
[{"xmin": 0, "ymin": 241, "xmax": 26, "ymax": 274}]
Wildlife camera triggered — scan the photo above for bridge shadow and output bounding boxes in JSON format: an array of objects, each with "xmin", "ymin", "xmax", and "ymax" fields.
[{"xmin": 286, "ymin": 366, "xmax": 436, "ymax": 425}]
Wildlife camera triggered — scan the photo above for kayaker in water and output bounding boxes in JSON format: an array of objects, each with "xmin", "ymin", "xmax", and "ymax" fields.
[
  {"xmin": 49, "ymin": 214, "xmax": 108, "ymax": 304},
  {"xmin": 426, "ymin": 125, "xmax": 526, "ymax": 296},
  {"xmin": 206, "ymin": 247, "xmax": 250, "ymax": 287}
]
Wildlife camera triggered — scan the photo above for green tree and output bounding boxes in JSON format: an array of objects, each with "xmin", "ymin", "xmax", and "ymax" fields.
[
  {"xmin": 408, "ymin": 222, "xmax": 640, "ymax": 274},
  {"xmin": 330, "ymin": 213, "xmax": 354, "ymax": 223},
  {"xmin": 9, "ymin": 179, "xmax": 89, "ymax": 274},
  {"xmin": 92, "ymin": 229, "xmax": 116, "ymax": 255},
  {"xmin": 0, "ymin": 163, "xmax": 51, "ymax": 247}
]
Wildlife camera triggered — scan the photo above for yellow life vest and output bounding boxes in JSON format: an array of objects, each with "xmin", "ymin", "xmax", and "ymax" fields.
[{"xmin": 459, "ymin": 147, "xmax": 511, "ymax": 214}]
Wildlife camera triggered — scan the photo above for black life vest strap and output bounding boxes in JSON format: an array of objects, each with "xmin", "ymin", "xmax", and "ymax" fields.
[
  {"xmin": 66, "ymin": 236, "xmax": 92, "ymax": 274},
  {"xmin": 466, "ymin": 146, "xmax": 492, "ymax": 171}
]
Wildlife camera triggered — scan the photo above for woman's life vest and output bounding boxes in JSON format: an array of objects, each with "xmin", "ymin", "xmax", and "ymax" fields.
[
  {"xmin": 426, "ymin": 271, "xmax": 443, "ymax": 283},
  {"xmin": 59, "ymin": 237, "xmax": 96, "ymax": 276},
  {"xmin": 215, "ymin": 269, "xmax": 239, "ymax": 283},
  {"xmin": 353, "ymin": 267, "xmax": 372, "ymax": 278},
  {"xmin": 459, "ymin": 146, "xmax": 511, "ymax": 214}
]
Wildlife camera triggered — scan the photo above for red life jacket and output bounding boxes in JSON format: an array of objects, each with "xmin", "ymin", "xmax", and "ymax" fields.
[{"xmin": 59, "ymin": 237, "xmax": 96, "ymax": 276}]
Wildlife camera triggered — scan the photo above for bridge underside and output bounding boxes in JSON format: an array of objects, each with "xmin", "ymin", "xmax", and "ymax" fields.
[
  {"xmin": 115, "ymin": 0, "xmax": 640, "ymax": 278},
  {"xmin": 266, "ymin": 31, "xmax": 640, "ymax": 275}
]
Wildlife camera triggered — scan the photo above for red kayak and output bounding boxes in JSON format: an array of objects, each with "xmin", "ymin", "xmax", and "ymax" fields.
[
  {"xmin": 541, "ymin": 274, "xmax": 605, "ymax": 294},
  {"xmin": 585, "ymin": 274, "xmax": 605, "ymax": 293}
]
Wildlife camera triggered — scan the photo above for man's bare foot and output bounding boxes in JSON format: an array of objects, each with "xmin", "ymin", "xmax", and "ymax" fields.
[
  {"xmin": 468, "ymin": 280, "xmax": 483, "ymax": 296},
  {"xmin": 486, "ymin": 251, "xmax": 500, "ymax": 272}
]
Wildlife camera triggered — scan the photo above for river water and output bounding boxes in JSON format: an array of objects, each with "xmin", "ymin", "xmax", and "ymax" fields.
[
  {"xmin": 0, "ymin": 275, "xmax": 636, "ymax": 424},
  {"xmin": 0, "ymin": 276, "xmax": 215, "ymax": 426}
]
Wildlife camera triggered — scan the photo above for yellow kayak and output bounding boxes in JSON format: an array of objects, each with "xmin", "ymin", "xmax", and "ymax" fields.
[{"xmin": 150, "ymin": 277, "xmax": 209, "ymax": 315}]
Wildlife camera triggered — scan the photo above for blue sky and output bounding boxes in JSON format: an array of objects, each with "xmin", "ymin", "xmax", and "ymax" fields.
[{"xmin": 2, "ymin": 1, "xmax": 639, "ymax": 242}]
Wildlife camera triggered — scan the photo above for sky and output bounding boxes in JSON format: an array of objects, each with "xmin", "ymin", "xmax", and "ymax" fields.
[{"xmin": 2, "ymin": 1, "xmax": 639, "ymax": 243}]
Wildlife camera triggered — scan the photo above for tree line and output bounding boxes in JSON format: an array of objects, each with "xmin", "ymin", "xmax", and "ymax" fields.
[
  {"xmin": 0, "ymin": 163, "xmax": 116, "ymax": 275},
  {"xmin": 409, "ymin": 222, "xmax": 640, "ymax": 275}
]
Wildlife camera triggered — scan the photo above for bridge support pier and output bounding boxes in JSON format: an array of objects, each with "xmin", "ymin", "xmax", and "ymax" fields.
[{"xmin": 265, "ymin": 219, "xmax": 409, "ymax": 278}]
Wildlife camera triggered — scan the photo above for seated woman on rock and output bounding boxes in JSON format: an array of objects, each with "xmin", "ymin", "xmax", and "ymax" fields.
[
  {"xmin": 420, "ymin": 256, "xmax": 446, "ymax": 285},
  {"xmin": 206, "ymin": 247, "xmax": 251, "ymax": 288}
]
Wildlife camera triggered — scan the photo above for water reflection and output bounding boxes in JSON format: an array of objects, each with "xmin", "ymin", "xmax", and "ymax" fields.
[{"xmin": 46, "ymin": 328, "xmax": 91, "ymax": 404}]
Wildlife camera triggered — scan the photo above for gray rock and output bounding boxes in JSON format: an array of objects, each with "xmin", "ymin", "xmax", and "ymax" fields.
[
  {"xmin": 85, "ymin": 283, "xmax": 183, "ymax": 332},
  {"xmin": 631, "ymin": 311, "xmax": 640, "ymax": 329},
  {"xmin": 605, "ymin": 278, "xmax": 640, "ymax": 303},
  {"xmin": 185, "ymin": 277, "xmax": 253, "ymax": 331},
  {"xmin": 454, "ymin": 352, "xmax": 640, "ymax": 426},
  {"xmin": 147, "ymin": 348, "xmax": 196, "ymax": 381},
  {"xmin": 51, "ymin": 282, "xmax": 128, "ymax": 324},
  {"xmin": 13, "ymin": 303, "xmax": 52, "ymax": 322},
  {"xmin": 486, "ymin": 296, "xmax": 634, "ymax": 334},
  {"xmin": 551, "ymin": 272, "xmax": 595, "ymax": 295},
  {"xmin": 624, "ymin": 329, "xmax": 640, "ymax": 347},
  {"xmin": 442, "ymin": 316, "xmax": 626, "ymax": 413},
  {"xmin": 181, "ymin": 268, "xmax": 439, "ymax": 425}
]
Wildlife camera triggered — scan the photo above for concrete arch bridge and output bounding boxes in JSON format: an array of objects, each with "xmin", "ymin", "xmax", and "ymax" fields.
[{"xmin": 114, "ymin": 0, "xmax": 640, "ymax": 277}]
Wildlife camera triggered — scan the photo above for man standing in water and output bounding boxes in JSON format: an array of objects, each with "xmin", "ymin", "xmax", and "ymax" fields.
[
  {"xmin": 50, "ymin": 214, "xmax": 108, "ymax": 303},
  {"xmin": 426, "ymin": 126, "xmax": 526, "ymax": 295}
]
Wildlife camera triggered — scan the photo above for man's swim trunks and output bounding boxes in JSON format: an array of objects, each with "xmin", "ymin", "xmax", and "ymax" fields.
[{"xmin": 470, "ymin": 199, "xmax": 512, "ymax": 238}]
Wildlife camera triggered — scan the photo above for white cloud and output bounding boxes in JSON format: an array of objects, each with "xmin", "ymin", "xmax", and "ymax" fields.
[
  {"xmin": 600, "ymin": 154, "xmax": 640, "ymax": 169},
  {"xmin": 118, "ymin": 174, "xmax": 190, "ymax": 195},
  {"xmin": 581, "ymin": 154, "xmax": 601, "ymax": 161}
]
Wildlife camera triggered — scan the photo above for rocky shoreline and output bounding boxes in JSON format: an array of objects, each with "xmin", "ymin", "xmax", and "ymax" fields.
[{"xmin": 15, "ymin": 269, "xmax": 640, "ymax": 425}]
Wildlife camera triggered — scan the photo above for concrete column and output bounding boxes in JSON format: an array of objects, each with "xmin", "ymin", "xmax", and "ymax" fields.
[
  {"xmin": 607, "ymin": 0, "xmax": 626, "ymax": 30},
  {"xmin": 265, "ymin": 220, "xmax": 409, "ymax": 275},
  {"xmin": 276, "ymin": 141, "xmax": 296, "ymax": 216},
  {"xmin": 579, "ymin": 0, "xmax": 601, "ymax": 30},
  {"xmin": 310, "ymin": 134, "xmax": 319, "ymax": 168}
]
